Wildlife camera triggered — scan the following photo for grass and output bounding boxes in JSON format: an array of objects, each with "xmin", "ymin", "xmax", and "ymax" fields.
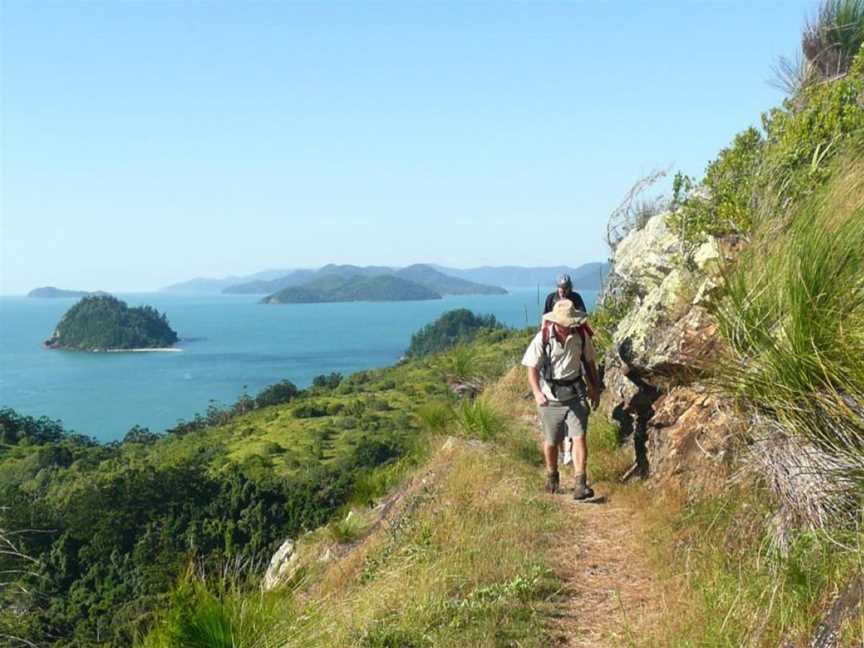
[
  {"xmin": 266, "ymin": 443, "xmax": 565, "ymax": 648},
  {"xmin": 714, "ymin": 150, "xmax": 864, "ymax": 526}
]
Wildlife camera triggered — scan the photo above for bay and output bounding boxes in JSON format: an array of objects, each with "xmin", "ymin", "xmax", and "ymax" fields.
[{"xmin": 0, "ymin": 289, "xmax": 597, "ymax": 442}]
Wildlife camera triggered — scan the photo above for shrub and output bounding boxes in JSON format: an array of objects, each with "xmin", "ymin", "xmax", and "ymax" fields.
[
  {"xmin": 312, "ymin": 372, "xmax": 343, "ymax": 390},
  {"xmin": 415, "ymin": 402, "xmax": 453, "ymax": 432},
  {"xmin": 406, "ymin": 309, "xmax": 505, "ymax": 357},
  {"xmin": 254, "ymin": 380, "xmax": 299, "ymax": 408}
]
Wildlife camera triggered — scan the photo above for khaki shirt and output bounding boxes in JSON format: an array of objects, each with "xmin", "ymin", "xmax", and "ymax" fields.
[{"xmin": 521, "ymin": 329, "xmax": 597, "ymax": 403}]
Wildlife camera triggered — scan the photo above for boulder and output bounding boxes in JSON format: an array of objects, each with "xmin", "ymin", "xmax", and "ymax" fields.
[
  {"xmin": 647, "ymin": 387, "xmax": 737, "ymax": 497},
  {"xmin": 613, "ymin": 212, "xmax": 680, "ymax": 292},
  {"xmin": 262, "ymin": 538, "xmax": 300, "ymax": 592}
]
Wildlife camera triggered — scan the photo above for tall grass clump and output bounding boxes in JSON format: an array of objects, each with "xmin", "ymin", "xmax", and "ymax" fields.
[
  {"xmin": 454, "ymin": 399, "xmax": 508, "ymax": 442},
  {"xmin": 804, "ymin": 0, "xmax": 864, "ymax": 80},
  {"xmin": 716, "ymin": 152, "xmax": 864, "ymax": 528}
]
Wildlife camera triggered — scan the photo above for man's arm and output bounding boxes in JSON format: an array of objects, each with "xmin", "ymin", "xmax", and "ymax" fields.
[
  {"xmin": 543, "ymin": 293, "xmax": 554, "ymax": 315},
  {"xmin": 583, "ymin": 359, "xmax": 600, "ymax": 409},
  {"xmin": 527, "ymin": 366, "xmax": 548, "ymax": 406}
]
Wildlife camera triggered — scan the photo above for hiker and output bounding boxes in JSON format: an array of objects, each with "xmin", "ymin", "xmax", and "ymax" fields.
[
  {"xmin": 522, "ymin": 299, "xmax": 600, "ymax": 499},
  {"xmin": 543, "ymin": 273, "xmax": 587, "ymax": 315},
  {"xmin": 543, "ymin": 274, "xmax": 587, "ymax": 467}
]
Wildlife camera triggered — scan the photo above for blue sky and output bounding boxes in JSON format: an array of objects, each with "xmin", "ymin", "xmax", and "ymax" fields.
[{"xmin": 1, "ymin": 1, "xmax": 813, "ymax": 294}]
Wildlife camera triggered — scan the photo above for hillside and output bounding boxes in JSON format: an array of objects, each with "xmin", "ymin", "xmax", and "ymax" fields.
[
  {"xmin": 227, "ymin": 264, "xmax": 506, "ymax": 296},
  {"xmin": 27, "ymin": 286, "xmax": 103, "ymax": 298},
  {"xmin": 263, "ymin": 274, "xmax": 442, "ymax": 303},
  {"xmin": 161, "ymin": 269, "xmax": 295, "ymax": 293},
  {"xmin": 43, "ymin": 295, "xmax": 179, "ymax": 351},
  {"xmin": 431, "ymin": 261, "xmax": 609, "ymax": 288},
  {"xmin": 395, "ymin": 264, "xmax": 507, "ymax": 295}
]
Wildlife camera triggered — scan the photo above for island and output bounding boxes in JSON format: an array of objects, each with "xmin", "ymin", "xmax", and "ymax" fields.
[
  {"xmin": 263, "ymin": 274, "xmax": 442, "ymax": 304},
  {"xmin": 44, "ymin": 295, "xmax": 180, "ymax": 351},
  {"xmin": 28, "ymin": 286, "xmax": 107, "ymax": 299}
]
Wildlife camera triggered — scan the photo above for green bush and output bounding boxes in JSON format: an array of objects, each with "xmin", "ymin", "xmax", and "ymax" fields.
[
  {"xmin": 406, "ymin": 309, "xmax": 505, "ymax": 357},
  {"xmin": 668, "ymin": 126, "xmax": 764, "ymax": 255}
]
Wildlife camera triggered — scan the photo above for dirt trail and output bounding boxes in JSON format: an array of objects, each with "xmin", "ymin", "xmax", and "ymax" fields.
[
  {"xmin": 544, "ymin": 481, "xmax": 665, "ymax": 647},
  {"xmin": 488, "ymin": 368, "xmax": 668, "ymax": 646}
]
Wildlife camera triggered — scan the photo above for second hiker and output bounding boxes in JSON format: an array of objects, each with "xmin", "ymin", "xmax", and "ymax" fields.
[{"xmin": 522, "ymin": 299, "xmax": 600, "ymax": 499}]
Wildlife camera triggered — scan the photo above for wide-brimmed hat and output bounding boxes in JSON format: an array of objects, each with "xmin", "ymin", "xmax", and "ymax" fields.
[{"xmin": 542, "ymin": 299, "xmax": 588, "ymax": 327}]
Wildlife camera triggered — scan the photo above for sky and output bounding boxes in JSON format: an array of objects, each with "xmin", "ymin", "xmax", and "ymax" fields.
[{"xmin": 1, "ymin": 0, "xmax": 815, "ymax": 294}]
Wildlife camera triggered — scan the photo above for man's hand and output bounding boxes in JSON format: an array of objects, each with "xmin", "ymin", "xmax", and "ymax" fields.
[
  {"xmin": 527, "ymin": 367, "xmax": 548, "ymax": 407},
  {"xmin": 534, "ymin": 391, "xmax": 549, "ymax": 407},
  {"xmin": 587, "ymin": 384, "xmax": 600, "ymax": 410}
]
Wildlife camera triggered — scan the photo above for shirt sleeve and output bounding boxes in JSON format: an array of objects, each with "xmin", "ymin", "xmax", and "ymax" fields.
[
  {"xmin": 521, "ymin": 332, "xmax": 544, "ymax": 369},
  {"xmin": 543, "ymin": 293, "xmax": 554, "ymax": 314}
]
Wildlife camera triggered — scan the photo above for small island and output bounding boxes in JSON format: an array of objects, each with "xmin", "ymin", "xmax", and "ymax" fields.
[
  {"xmin": 28, "ymin": 286, "xmax": 106, "ymax": 299},
  {"xmin": 263, "ymin": 274, "xmax": 442, "ymax": 304},
  {"xmin": 44, "ymin": 295, "xmax": 180, "ymax": 351}
]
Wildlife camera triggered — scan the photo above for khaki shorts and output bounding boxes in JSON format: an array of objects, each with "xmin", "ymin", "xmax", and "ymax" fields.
[{"xmin": 538, "ymin": 399, "xmax": 589, "ymax": 445}]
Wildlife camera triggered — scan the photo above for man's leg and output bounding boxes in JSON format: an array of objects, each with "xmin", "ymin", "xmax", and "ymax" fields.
[
  {"xmin": 544, "ymin": 442, "xmax": 559, "ymax": 471},
  {"xmin": 566, "ymin": 402, "xmax": 593, "ymax": 499},
  {"xmin": 571, "ymin": 434, "xmax": 587, "ymax": 476},
  {"xmin": 539, "ymin": 405, "xmax": 565, "ymax": 493}
]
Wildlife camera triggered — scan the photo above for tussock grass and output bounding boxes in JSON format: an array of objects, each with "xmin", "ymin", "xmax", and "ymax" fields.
[
  {"xmin": 454, "ymin": 398, "xmax": 508, "ymax": 442},
  {"xmin": 715, "ymin": 151, "xmax": 864, "ymax": 527},
  {"xmin": 633, "ymin": 485, "xmax": 864, "ymax": 647}
]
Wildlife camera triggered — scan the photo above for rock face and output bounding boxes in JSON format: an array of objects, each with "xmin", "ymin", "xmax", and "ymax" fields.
[
  {"xmin": 599, "ymin": 211, "xmax": 742, "ymax": 493},
  {"xmin": 262, "ymin": 538, "xmax": 300, "ymax": 592}
]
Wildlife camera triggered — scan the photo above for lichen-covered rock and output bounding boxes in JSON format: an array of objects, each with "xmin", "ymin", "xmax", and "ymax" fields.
[
  {"xmin": 612, "ymin": 212, "xmax": 680, "ymax": 291},
  {"xmin": 613, "ymin": 269, "xmax": 694, "ymax": 367}
]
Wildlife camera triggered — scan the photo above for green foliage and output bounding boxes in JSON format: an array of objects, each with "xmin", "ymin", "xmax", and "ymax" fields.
[
  {"xmin": 590, "ymin": 284, "xmax": 639, "ymax": 358},
  {"xmin": 312, "ymin": 372, "xmax": 343, "ymax": 390},
  {"xmin": 443, "ymin": 345, "xmax": 477, "ymax": 382},
  {"xmin": 668, "ymin": 46, "xmax": 863, "ymax": 258},
  {"xmin": 415, "ymin": 401, "xmax": 454, "ymax": 432},
  {"xmin": 668, "ymin": 127, "xmax": 764, "ymax": 255},
  {"xmin": 406, "ymin": 309, "xmax": 505, "ymax": 357},
  {"xmin": 454, "ymin": 399, "xmax": 507, "ymax": 442},
  {"xmin": 650, "ymin": 486, "xmax": 864, "ymax": 646},
  {"xmin": 715, "ymin": 152, "xmax": 864, "ymax": 496},
  {"xmin": 254, "ymin": 380, "xmax": 299, "ymax": 408},
  {"xmin": 45, "ymin": 295, "xmax": 179, "ymax": 350}
]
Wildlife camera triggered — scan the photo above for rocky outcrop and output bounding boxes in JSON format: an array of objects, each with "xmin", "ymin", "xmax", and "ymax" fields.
[
  {"xmin": 599, "ymin": 211, "xmax": 742, "ymax": 493},
  {"xmin": 262, "ymin": 538, "xmax": 300, "ymax": 591}
]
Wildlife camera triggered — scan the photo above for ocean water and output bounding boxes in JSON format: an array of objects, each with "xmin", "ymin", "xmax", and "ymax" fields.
[{"xmin": 0, "ymin": 289, "xmax": 597, "ymax": 442}]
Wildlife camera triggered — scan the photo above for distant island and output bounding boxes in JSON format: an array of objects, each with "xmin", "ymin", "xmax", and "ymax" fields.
[
  {"xmin": 227, "ymin": 264, "xmax": 506, "ymax": 296},
  {"xmin": 28, "ymin": 286, "xmax": 107, "ymax": 299},
  {"xmin": 161, "ymin": 262, "xmax": 607, "ymax": 294},
  {"xmin": 263, "ymin": 274, "xmax": 442, "ymax": 304},
  {"xmin": 44, "ymin": 295, "xmax": 179, "ymax": 351}
]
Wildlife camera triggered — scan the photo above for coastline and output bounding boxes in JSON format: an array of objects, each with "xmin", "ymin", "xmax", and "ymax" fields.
[{"xmin": 43, "ymin": 343, "xmax": 182, "ymax": 353}]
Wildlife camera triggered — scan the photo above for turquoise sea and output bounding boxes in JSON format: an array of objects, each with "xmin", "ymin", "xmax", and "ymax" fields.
[{"xmin": 0, "ymin": 289, "xmax": 597, "ymax": 442}]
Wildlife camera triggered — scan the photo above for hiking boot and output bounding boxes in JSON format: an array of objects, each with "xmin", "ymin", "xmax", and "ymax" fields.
[
  {"xmin": 573, "ymin": 474, "xmax": 594, "ymax": 500},
  {"xmin": 545, "ymin": 471, "xmax": 560, "ymax": 494}
]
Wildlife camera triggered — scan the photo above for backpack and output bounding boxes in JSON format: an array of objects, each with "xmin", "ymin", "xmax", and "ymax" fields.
[{"xmin": 540, "ymin": 320, "xmax": 593, "ymax": 400}]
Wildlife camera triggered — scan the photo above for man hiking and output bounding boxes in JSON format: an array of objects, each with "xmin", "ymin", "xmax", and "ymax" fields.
[
  {"xmin": 543, "ymin": 274, "xmax": 588, "ymax": 467},
  {"xmin": 544, "ymin": 273, "xmax": 587, "ymax": 315},
  {"xmin": 522, "ymin": 299, "xmax": 600, "ymax": 499}
]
